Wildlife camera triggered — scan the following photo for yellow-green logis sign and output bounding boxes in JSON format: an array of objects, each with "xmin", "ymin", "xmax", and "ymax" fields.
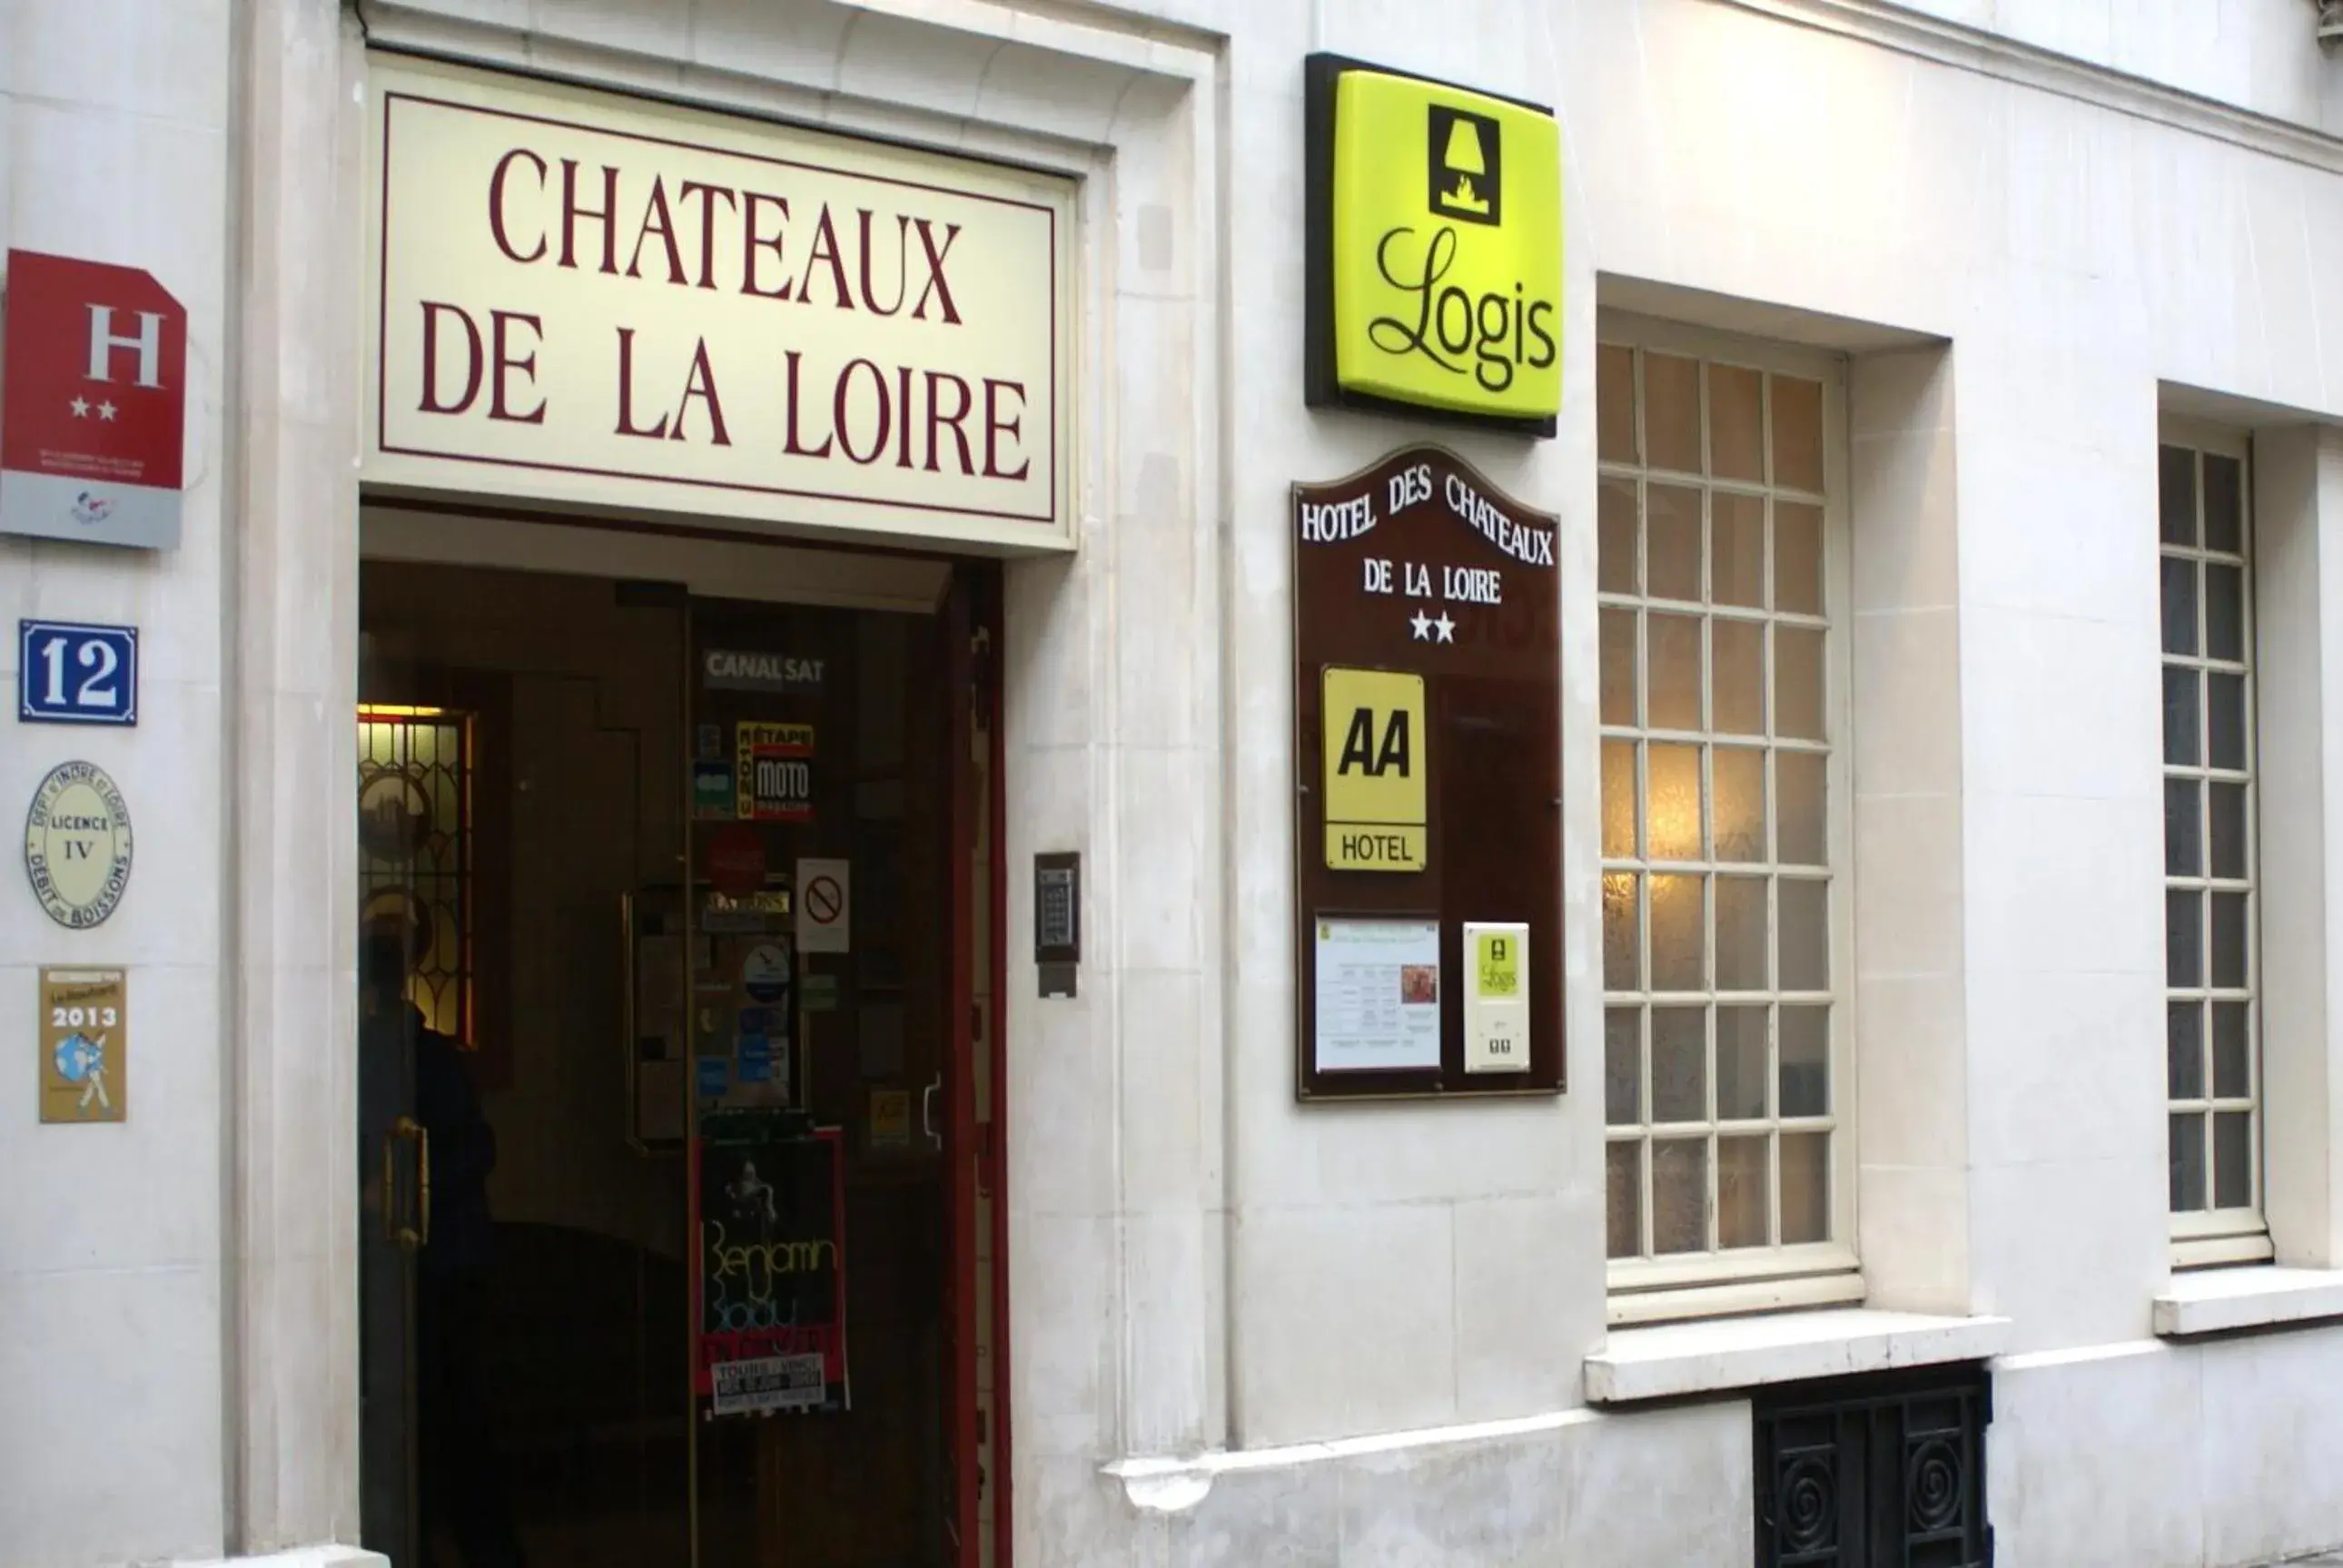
[{"xmin": 1305, "ymin": 54, "xmax": 1563, "ymax": 436}]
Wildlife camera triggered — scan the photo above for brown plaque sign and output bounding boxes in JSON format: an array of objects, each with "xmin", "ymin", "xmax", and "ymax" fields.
[
  {"xmin": 39, "ymin": 967, "xmax": 128, "ymax": 1124},
  {"xmin": 1292, "ymin": 447, "xmax": 1562, "ymax": 1099}
]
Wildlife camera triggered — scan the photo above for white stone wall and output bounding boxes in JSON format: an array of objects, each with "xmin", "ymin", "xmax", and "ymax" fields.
[
  {"xmin": 10, "ymin": 0, "xmax": 2343, "ymax": 1565},
  {"xmin": 1893, "ymin": 0, "xmax": 2343, "ymax": 133},
  {"xmin": 0, "ymin": 3, "xmax": 235, "ymax": 1563}
]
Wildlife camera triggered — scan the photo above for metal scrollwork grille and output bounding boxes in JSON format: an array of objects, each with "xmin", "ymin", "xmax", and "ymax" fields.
[{"xmin": 1755, "ymin": 1365, "xmax": 1991, "ymax": 1568}]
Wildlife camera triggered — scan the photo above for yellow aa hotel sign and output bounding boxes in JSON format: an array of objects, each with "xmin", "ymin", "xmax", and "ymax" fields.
[
  {"xmin": 1305, "ymin": 55, "xmax": 1563, "ymax": 436},
  {"xmin": 1321, "ymin": 666, "xmax": 1428, "ymax": 872}
]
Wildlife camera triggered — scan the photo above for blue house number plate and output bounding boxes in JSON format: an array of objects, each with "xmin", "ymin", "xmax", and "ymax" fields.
[{"xmin": 18, "ymin": 620, "xmax": 138, "ymax": 725}]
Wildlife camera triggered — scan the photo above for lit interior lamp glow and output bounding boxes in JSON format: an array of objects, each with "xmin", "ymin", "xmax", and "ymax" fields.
[
  {"xmin": 358, "ymin": 707, "xmax": 472, "ymax": 1043},
  {"xmin": 1644, "ymin": 753, "xmax": 1764, "ymax": 865}
]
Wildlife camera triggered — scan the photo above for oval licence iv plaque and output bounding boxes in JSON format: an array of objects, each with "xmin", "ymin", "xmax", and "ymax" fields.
[{"xmin": 24, "ymin": 760, "xmax": 134, "ymax": 929}]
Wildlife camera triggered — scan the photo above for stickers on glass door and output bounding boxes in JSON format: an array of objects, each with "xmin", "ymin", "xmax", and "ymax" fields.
[{"xmin": 735, "ymin": 723, "xmax": 815, "ymax": 822}]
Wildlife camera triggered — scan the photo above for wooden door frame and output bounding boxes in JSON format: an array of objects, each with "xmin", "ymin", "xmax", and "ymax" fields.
[
  {"xmin": 982, "ymin": 567, "xmax": 1013, "ymax": 1568},
  {"xmin": 946, "ymin": 565, "xmax": 1013, "ymax": 1566}
]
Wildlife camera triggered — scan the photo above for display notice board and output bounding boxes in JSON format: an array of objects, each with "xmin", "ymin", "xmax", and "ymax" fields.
[
  {"xmin": 1291, "ymin": 446, "xmax": 1563, "ymax": 1100},
  {"xmin": 692, "ymin": 1115, "xmax": 850, "ymax": 1415}
]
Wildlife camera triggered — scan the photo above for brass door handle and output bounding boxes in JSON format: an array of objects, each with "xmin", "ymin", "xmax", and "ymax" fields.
[
  {"xmin": 387, "ymin": 1115, "xmax": 430, "ymax": 1250},
  {"xmin": 412, "ymin": 1119, "xmax": 432, "ymax": 1247},
  {"xmin": 379, "ymin": 1128, "xmax": 400, "ymax": 1246}
]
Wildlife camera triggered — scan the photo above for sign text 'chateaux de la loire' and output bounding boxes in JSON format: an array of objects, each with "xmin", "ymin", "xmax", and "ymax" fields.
[{"xmin": 365, "ymin": 58, "xmax": 1078, "ymax": 551}]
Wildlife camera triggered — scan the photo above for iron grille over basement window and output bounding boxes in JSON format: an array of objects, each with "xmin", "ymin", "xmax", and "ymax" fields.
[{"xmin": 1755, "ymin": 1364, "xmax": 1992, "ymax": 1568}]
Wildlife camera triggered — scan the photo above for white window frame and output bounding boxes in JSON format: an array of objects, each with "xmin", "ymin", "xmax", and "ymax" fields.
[
  {"xmin": 1597, "ymin": 311, "xmax": 1859, "ymax": 1319},
  {"xmin": 2160, "ymin": 413, "xmax": 2273, "ymax": 1270}
]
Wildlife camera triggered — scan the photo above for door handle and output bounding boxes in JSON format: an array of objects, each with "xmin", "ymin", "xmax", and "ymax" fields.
[
  {"xmin": 412, "ymin": 1119, "xmax": 432, "ymax": 1247},
  {"xmin": 921, "ymin": 1075, "xmax": 944, "ymax": 1151},
  {"xmin": 379, "ymin": 1127, "xmax": 400, "ymax": 1246},
  {"xmin": 385, "ymin": 1115, "xmax": 430, "ymax": 1250}
]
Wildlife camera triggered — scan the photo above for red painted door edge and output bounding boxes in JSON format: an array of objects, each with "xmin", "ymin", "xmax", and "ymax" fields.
[
  {"xmin": 984, "ymin": 566, "xmax": 1014, "ymax": 1568},
  {"xmin": 945, "ymin": 573, "xmax": 984, "ymax": 1566}
]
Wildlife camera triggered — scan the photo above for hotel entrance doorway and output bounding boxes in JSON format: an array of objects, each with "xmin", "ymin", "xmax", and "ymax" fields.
[{"xmin": 355, "ymin": 548, "xmax": 1004, "ymax": 1568}]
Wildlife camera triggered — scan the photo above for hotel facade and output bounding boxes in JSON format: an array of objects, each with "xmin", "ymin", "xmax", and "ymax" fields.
[{"xmin": 8, "ymin": 2, "xmax": 2343, "ymax": 1565}]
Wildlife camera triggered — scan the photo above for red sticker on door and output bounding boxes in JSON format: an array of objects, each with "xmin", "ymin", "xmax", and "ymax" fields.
[{"xmin": 704, "ymin": 823, "xmax": 766, "ymax": 896}]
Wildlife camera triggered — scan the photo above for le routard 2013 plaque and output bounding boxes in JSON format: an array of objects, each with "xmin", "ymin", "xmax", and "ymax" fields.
[{"xmin": 1292, "ymin": 447, "xmax": 1562, "ymax": 1100}]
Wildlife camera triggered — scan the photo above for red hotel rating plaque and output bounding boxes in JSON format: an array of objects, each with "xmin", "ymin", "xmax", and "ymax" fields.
[{"xmin": 0, "ymin": 250, "xmax": 187, "ymax": 549}]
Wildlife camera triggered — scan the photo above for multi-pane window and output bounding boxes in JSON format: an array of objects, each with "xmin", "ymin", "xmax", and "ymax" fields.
[
  {"xmin": 2160, "ymin": 435, "xmax": 2263, "ymax": 1252},
  {"xmin": 1597, "ymin": 334, "xmax": 1845, "ymax": 1282}
]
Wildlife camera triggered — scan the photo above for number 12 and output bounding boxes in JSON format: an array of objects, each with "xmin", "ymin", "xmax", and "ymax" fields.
[{"xmin": 37, "ymin": 636, "xmax": 121, "ymax": 709}]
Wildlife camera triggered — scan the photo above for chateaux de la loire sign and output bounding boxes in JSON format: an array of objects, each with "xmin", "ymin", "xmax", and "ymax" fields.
[{"xmin": 365, "ymin": 58, "xmax": 1077, "ymax": 551}]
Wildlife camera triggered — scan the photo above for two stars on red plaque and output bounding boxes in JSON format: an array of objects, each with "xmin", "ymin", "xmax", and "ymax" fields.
[
  {"xmin": 1409, "ymin": 609, "xmax": 1457, "ymax": 643},
  {"xmin": 66, "ymin": 398, "xmax": 121, "ymax": 421}
]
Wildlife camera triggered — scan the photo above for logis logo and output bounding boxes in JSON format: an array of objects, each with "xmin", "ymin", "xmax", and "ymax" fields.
[
  {"xmin": 1428, "ymin": 106, "xmax": 1502, "ymax": 225},
  {"xmin": 1365, "ymin": 104, "xmax": 1557, "ymax": 396}
]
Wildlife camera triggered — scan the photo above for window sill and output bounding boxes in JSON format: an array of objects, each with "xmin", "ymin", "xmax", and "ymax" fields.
[
  {"xmin": 1607, "ymin": 1267, "xmax": 1865, "ymax": 1326},
  {"xmin": 2170, "ymin": 1229, "xmax": 2276, "ymax": 1269},
  {"xmin": 2151, "ymin": 1266, "xmax": 2343, "ymax": 1338},
  {"xmin": 1584, "ymin": 1308, "xmax": 2012, "ymax": 1405}
]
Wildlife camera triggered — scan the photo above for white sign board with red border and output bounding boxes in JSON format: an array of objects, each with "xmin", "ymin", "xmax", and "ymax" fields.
[{"xmin": 361, "ymin": 55, "xmax": 1078, "ymax": 553}]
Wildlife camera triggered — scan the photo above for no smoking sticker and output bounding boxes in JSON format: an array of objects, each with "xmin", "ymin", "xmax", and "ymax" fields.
[{"xmin": 796, "ymin": 858, "xmax": 850, "ymax": 953}]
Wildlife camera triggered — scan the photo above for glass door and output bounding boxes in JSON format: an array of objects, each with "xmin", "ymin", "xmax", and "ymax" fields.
[{"xmin": 355, "ymin": 640, "xmax": 440, "ymax": 1565}]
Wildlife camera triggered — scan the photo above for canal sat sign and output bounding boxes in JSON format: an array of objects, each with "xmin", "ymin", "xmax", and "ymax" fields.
[{"xmin": 1303, "ymin": 55, "xmax": 1563, "ymax": 437}]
